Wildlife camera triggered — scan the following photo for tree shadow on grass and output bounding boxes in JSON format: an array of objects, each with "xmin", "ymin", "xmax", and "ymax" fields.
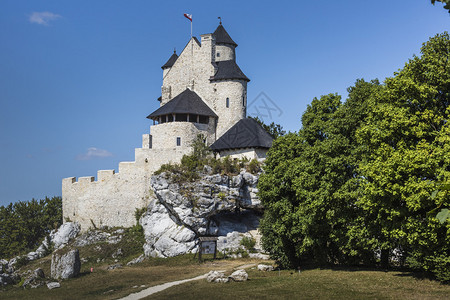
[{"xmin": 323, "ymin": 264, "xmax": 439, "ymax": 282}]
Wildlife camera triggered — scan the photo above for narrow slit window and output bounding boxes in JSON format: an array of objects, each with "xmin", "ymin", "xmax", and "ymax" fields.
[
  {"xmin": 176, "ymin": 137, "xmax": 181, "ymax": 146},
  {"xmin": 149, "ymin": 135, "xmax": 152, "ymax": 149},
  {"xmin": 226, "ymin": 97, "xmax": 229, "ymax": 108}
]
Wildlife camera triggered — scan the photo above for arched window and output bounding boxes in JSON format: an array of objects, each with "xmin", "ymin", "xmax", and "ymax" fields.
[{"xmin": 226, "ymin": 97, "xmax": 229, "ymax": 108}]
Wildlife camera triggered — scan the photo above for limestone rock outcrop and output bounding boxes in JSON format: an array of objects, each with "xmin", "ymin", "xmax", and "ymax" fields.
[
  {"xmin": 257, "ymin": 264, "xmax": 274, "ymax": 271},
  {"xmin": 51, "ymin": 249, "xmax": 81, "ymax": 279},
  {"xmin": 141, "ymin": 170, "xmax": 264, "ymax": 257},
  {"xmin": 31, "ymin": 222, "xmax": 81, "ymax": 261},
  {"xmin": 228, "ymin": 269, "xmax": 248, "ymax": 281},
  {"xmin": 49, "ymin": 222, "xmax": 81, "ymax": 249},
  {"xmin": 206, "ymin": 270, "xmax": 229, "ymax": 283}
]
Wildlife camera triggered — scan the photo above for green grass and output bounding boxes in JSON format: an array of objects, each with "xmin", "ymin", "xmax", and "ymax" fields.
[
  {"xmin": 147, "ymin": 267, "xmax": 450, "ymax": 300},
  {"xmin": 3, "ymin": 253, "xmax": 450, "ymax": 300}
]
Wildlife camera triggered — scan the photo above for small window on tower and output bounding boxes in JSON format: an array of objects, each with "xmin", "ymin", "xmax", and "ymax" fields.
[
  {"xmin": 217, "ymin": 52, "xmax": 220, "ymax": 57},
  {"xmin": 176, "ymin": 137, "xmax": 181, "ymax": 146},
  {"xmin": 226, "ymin": 97, "xmax": 229, "ymax": 108}
]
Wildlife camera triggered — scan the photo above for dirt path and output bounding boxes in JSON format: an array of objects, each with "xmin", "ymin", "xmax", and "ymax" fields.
[{"xmin": 118, "ymin": 263, "xmax": 257, "ymax": 300}]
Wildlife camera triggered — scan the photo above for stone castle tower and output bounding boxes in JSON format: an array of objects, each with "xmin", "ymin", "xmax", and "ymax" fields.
[
  {"xmin": 146, "ymin": 23, "xmax": 249, "ymax": 153},
  {"xmin": 62, "ymin": 23, "xmax": 273, "ymax": 231}
]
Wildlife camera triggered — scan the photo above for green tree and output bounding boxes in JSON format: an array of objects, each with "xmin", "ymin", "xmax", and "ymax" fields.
[
  {"xmin": 259, "ymin": 80, "xmax": 381, "ymax": 268},
  {"xmin": 431, "ymin": 0, "xmax": 450, "ymax": 13},
  {"xmin": 249, "ymin": 116, "xmax": 286, "ymax": 139},
  {"xmin": 355, "ymin": 32, "xmax": 450, "ymax": 279},
  {"xmin": 0, "ymin": 196, "xmax": 62, "ymax": 258}
]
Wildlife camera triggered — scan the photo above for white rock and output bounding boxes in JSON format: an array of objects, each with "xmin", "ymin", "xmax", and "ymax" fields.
[
  {"xmin": 107, "ymin": 263, "xmax": 122, "ymax": 270},
  {"xmin": 49, "ymin": 222, "xmax": 81, "ymax": 249},
  {"xmin": 142, "ymin": 172, "xmax": 264, "ymax": 258},
  {"xmin": 34, "ymin": 268, "xmax": 45, "ymax": 278},
  {"xmin": 257, "ymin": 264, "xmax": 274, "ymax": 271},
  {"xmin": 47, "ymin": 282, "xmax": 61, "ymax": 289},
  {"xmin": 127, "ymin": 254, "xmax": 145, "ymax": 266},
  {"xmin": 51, "ymin": 249, "xmax": 81, "ymax": 279},
  {"xmin": 27, "ymin": 252, "xmax": 39, "ymax": 261},
  {"xmin": 141, "ymin": 199, "xmax": 196, "ymax": 257},
  {"xmin": 229, "ymin": 269, "xmax": 248, "ymax": 282},
  {"xmin": 206, "ymin": 270, "xmax": 228, "ymax": 283},
  {"xmin": 249, "ymin": 253, "xmax": 270, "ymax": 260},
  {"xmin": 242, "ymin": 172, "xmax": 258, "ymax": 185}
]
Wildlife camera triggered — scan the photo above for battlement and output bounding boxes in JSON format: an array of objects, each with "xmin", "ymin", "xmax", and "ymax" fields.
[
  {"xmin": 63, "ymin": 170, "xmax": 115, "ymax": 185},
  {"xmin": 62, "ymin": 23, "xmax": 250, "ymax": 231}
]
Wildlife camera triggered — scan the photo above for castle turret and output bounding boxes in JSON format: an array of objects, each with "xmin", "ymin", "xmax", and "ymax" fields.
[
  {"xmin": 213, "ymin": 23, "xmax": 237, "ymax": 62},
  {"xmin": 161, "ymin": 49, "xmax": 178, "ymax": 77},
  {"xmin": 210, "ymin": 23, "xmax": 249, "ymax": 136}
]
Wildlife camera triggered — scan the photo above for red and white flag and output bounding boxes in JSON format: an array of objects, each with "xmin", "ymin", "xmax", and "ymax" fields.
[{"xmin": 184, "ymin": 13, "xmax": 192, "ymax": 22}]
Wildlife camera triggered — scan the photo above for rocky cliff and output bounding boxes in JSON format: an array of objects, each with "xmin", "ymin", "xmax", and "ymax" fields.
[{"xmin": 141, "ymin": 169, "xmax": 264, "ymax": 258}]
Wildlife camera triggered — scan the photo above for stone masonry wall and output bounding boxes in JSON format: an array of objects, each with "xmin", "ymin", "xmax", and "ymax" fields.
[
  {"xmin": 62, "ymin": 119, "xmax": 218, "ymax": 231},
  {"xmin": 161, "ymin": 34, "xmax": 247, "ymax": 137},
  {"xmin": 63, "ymin": 26, "xmax": 251, "ymax": 232},
  {"xmin": 217, "ymin": 148, "xmax": 268, "ymax": 160},
  {"xmin": 62, "ymin": 162, "xmax": 152, "ymax": 231},
  {"xmin": 215, "ymin": 44, "xmax": 235, "ymax": 62},
  {"xmin": 211, "ymin": 80, "xmax": 247, "ymax": 137}
]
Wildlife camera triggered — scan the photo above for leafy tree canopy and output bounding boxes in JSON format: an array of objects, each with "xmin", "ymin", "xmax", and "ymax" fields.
[
  {"xmin": 259, "ymin": 32, "xmax": 450, "ymax": 281},
  {"xmin": 0, "ymin": 196, "xmax": 62, "ymax": 258},
  {"xmin": 431, "ymin": 0, "xmax": 450, "ymax": 13},
  {"xmin": 248, "ymin": 116, "xmax": 286, "ymax": 139}
]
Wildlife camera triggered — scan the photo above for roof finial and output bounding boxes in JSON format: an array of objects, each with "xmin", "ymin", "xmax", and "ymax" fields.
[
  {"xmin": 173, "ymin": 48, "xmax": 176, "ymax": 54},
  {"xmin": 218, "ymin": 16, "xmax": 222, "ymax": 25}
]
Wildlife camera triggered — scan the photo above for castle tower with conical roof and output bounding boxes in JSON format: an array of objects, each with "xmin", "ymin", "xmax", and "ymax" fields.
[
  {"xmin": 148, "ymin": 22, "xmax": 249, "ymax": 147},
  {"xmin": 62, "ymin": 23, "xmax": 273, "ymax": 231}
]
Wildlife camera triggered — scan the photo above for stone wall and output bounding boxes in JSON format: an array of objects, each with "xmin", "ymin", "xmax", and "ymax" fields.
[
  {"xmin": 160, "ymin": 34, "xmax": 247, "ymax": 139},
  {"xmin": 211, "ymin": 80, "xmax": 247, "ymax": 137},
  {"xmin": 215, "ymin": 44, "xmax": 235, "ymax": 62},
  {"xmin": 217, "ymin": 148, "xmax": 268, "ymax": 160},
  {"xmin": 62, "ymin": 128, "xmax": 198, "ymax": 231},
  {"xmin": 149, "ymin": 120, "xmax": 215, "ymax": 151},
  {"xmin": 62, "ymin": 150, "xmax": 155, "ymax": 231},
  {"xmin": 62, "ymin": 26, "xmax": 253, "ymax": 232}
]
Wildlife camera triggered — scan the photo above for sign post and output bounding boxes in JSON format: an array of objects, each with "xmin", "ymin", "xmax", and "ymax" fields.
[{"xmin": 198, "ymin": 236, "xmax": 218, "ymax": 262}]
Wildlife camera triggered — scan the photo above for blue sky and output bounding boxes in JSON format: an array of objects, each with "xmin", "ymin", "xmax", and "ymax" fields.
[{"xmin": 0, "ymin": 1, "xmax": 448, "ymax": 206}]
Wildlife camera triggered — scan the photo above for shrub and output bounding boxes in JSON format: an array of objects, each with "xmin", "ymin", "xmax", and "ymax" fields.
[
  {"xmin": 247, "ymin": 159, "xmax": 261, "ymax": 174},
  {"xmin": 217, "ymin": 192, "xmax": 226, "ymax": 201},
  {"xmin": 240, "ymin": 236, "xmax": 256, "ymax": 252}
]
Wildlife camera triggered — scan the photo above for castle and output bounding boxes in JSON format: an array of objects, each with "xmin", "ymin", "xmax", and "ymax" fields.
[{"xmin": 62, "ymin": 23, "xmax": 273, "ymax": 231}]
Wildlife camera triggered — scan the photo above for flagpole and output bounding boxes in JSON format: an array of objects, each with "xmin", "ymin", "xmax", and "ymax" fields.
[
  {"xmin": 184, "ymin": 13, "xmax": 194, "ymax": 89},
  {"xmin": 191, "ymin": 18, "xmax": 193, "ymax": 89}
]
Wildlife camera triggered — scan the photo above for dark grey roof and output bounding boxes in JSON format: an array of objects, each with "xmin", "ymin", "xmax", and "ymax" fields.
[
  {"xmin": 161, "ymin": 51, "xmax": 178, "ymax": 69},
  {"xmin": 147, "ymin": 89, "xmax": 218, "ymax": 119},
  {"xmin": 210, "ymin": 60, "xmax": 250, "ymax": 82},
  {"xmin": 213, "ymin": 25, "xmax": 237, "ymax": 47},
  {"xmin": 210, "ymin": 118, "xmax": 273, "ymax": 151}
]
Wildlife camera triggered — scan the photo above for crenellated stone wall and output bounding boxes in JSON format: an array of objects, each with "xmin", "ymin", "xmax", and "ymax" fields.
[{"xmin": 63, "ymin": 25, "xmax": 253, "ymax": 232}]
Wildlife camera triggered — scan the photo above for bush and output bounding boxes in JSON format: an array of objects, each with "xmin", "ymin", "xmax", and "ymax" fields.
[
  {"xmin": 240, "ymin": 236, "xmax": 256, "ymax": 252},
  {"xmin": 247, "ymin": 159, "xmax": 261, "ymax": 174}
]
